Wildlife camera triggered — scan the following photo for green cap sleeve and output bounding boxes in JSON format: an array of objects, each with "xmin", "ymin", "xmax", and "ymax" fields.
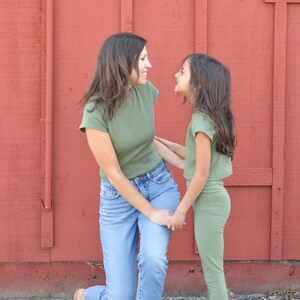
[
  {"xmin": 79, "ymin": 102, "xmax": 108, "ymax": 133},
  {"xmin": 191, "ymin": 113, "xmax": 215, "ymax": 141}
]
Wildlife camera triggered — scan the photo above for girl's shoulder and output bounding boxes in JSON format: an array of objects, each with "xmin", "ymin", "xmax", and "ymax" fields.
[
  {"xmin": 191, "ymin": 111, "xmax": 215, "ymax": 140},
  {"xmin": 192, "ymin": 111, "xmax": 213, "ymax": 124}
]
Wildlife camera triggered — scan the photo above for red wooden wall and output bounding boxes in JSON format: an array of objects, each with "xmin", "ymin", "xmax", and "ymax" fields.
[{"xmin": 1, "ymin": 0, "xmax": 300, "ymax": 297}]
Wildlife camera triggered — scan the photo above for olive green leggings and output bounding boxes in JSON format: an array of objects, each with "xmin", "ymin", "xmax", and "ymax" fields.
[{"xmin": 192, "ymin": 181, "xmax": 231, "ymax": 300}]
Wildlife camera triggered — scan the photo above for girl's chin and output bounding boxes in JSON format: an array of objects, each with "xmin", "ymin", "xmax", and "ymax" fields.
[{"xmin": 174, "ymin": 88, "xmax": 184, "ymax": 95}]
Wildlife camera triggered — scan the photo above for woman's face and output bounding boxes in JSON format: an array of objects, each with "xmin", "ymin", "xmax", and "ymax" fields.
[
  {"xmin": 130, "ymin": 46, "xmax": 152, "ymax": 87},
  {"xmin": 174, "ymin": 59, "xmax": 192, "ymax": 98}
]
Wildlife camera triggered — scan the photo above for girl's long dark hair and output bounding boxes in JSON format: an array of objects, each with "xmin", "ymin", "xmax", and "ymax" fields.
[
  {"xmin": 185, "ymin": 54, "xmax": 236, "ymax": 159},
  {"xmin": 80, "ymin": 33, "xmax": 147, "ymax": 120}
]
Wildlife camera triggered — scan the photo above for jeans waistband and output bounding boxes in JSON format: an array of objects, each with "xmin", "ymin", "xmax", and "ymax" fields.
[
  {"xmin": 101, "ymin": 160, "xmax": 167, "ymax": 187},
  {"xmin": 132, "ymin": 160, "xmax": 166, "ymax": 184}
]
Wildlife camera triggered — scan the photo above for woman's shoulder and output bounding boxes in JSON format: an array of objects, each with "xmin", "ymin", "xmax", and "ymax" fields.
[{"xmin": 83, "ymin": 97, "xmax": 105, "ymax": 113}]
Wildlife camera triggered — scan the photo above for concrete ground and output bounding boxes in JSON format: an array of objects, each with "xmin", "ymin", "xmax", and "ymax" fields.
[
  {"xmin": 10, "ymin": 292, "xmax": 300, "ymax": 300},
  {"xmin": 164, "ymin": 289, "xmax": 300, "ymax": 299},
  {"xmin": 8, "ymin": 294, "xmax": 300, "ymax": 300},
  {"xmin": 7, "ymin": 290, "xmax": 300, "ymax": 300},
  {"xmin": 8, "ymin": 289, "xmax": 300, "ymax": 300},
  {"xmin": 163, "ymin": 290, "xmax": 300, "ymax": 300}
]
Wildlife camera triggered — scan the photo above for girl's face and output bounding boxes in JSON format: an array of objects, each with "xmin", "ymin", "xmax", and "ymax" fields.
[
  {"xmin": 130, "ymin": 46, "xmax": 152, "ymax": 87},
  {"xmin": 174, "ymin": 59, "xmax": 192, "ymax": 98}
]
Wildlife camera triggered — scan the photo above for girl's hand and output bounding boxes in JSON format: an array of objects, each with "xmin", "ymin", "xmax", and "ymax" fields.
[
  {"xmin": 148, "ymin": 208, "xmax": 173, "ymax": 226},
  {"xmin": 154, "ymin": 136, "xmax": 186, "ymax": 160},
  {"xmin": 169, "ymin": 209, "xmax": 187, "ymax": 231},
  {"xmin": 154, "ymin": 136, "xmax": 173, "ymax": 150}
]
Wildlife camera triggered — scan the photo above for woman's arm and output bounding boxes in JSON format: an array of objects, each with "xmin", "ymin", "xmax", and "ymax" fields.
[
  {"xmin": 169, "ymin": 132, "xmax": 211, "ymax": 230},
  {"xmin": 86, "ymin": 128, "xmax": 172, "ymax": 226},
  {"xmin": 153, "ymin": 139, "xmax": 184, "ymax": 170},
  {"xmin": 154, "ymin": 136, "xmax": 186, "ymax": 159}
]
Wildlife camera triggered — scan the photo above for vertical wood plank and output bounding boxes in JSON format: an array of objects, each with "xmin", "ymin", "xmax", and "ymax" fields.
[
  {"xmin": 41, "ymin": 0, "xmax": 54, "ymax": 249},
  {"xmin": 194, "ymin": 0, "xmax": 207, "ymax": 53},
  {"xmin": 120, "ymin": 0, "xmax": 133, "ymax": 32},
  {"xmin": 40, "ymin": 0, "xmax": 46, "ymax": 201},
  {"xmin": 271, "ymin": 2, "xmax": 287, "ymax": 260},
  {"xmin": 45, "ymin": 0, "xmax": 53, "ymax": 211}
]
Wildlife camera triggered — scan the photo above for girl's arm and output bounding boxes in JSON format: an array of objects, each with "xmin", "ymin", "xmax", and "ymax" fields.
[
  {"xmin": 86, "ymin": 128, "xmax": 172, "ymax": 226},
  {"xmin": 153, "ymin": 139, "xmax": 184, "ymax": 170},
  {"xmin": 169, "ymin": 132, "xmax": 211, "ymax": 230},
  {"xmin": 154, "ymin": 136, "xmax": 186, "ymax": 159}
]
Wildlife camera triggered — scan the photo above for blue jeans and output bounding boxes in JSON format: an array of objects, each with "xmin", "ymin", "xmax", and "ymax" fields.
[{"xmin": 85, "ymin": 161, "xmax": 180, "ymax": 300}]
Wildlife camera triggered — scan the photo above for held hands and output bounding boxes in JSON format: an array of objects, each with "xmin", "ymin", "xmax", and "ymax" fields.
[
  {"xmin": 148, "ymin": 208, "xmax": 173, "ymax": 226},
  {"xmin": 148, "ymin": 207, "xmax": 187, "ymax": 231},
  {"xmin": 148, "ymin": 208, "xmax": 186, "ymax": 231},
  {"xmin": 167, "ymin": 209, "xmax": 187, "ymax": 231}
]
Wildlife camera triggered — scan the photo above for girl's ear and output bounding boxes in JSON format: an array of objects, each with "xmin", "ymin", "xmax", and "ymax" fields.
[
  {"xmin": 189, "ymin": 87, "xmax": 197, "ymax": 102},
  {"xmin": 193, "ymin": 84, "xmax": 201, "ymax": 96}
]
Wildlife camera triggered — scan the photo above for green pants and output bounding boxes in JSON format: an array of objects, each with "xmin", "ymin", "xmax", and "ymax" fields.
[{"xmin": 192, "ymin": 180, "xmax": 231, "ymax": 300}]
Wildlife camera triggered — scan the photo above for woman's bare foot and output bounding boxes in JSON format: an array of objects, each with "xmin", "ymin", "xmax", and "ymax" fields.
[{"xmin": 73, "ymin": 288, "xmax": 86, "ymax": 300}]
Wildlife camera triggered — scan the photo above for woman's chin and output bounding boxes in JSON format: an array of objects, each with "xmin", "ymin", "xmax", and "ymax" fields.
[{"xmin": 137, "ymin": 79, "xmax": 147, "ymax": 86}]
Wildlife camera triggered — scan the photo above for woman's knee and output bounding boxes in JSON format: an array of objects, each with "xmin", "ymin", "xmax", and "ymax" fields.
[{"xmin": 137, "ymin": 250, "xmax": 168, "ymax": 273}]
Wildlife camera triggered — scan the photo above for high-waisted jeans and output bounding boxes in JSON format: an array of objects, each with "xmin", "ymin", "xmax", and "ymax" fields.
[{"xmin": 85, "ymin": 161, "xmax": 180, "ymax": 300}]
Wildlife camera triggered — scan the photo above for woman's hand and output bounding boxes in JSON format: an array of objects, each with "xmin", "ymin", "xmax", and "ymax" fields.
[
  {"xmin": 169, "ymin": 209, "xmax": 187, "ymax": 231},
  {"xmin": 148, "ymin": 208, "xmax": 173, "ymax": 226}
]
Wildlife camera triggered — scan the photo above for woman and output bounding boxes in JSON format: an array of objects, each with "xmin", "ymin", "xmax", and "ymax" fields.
[{"xmin": 75, "ymin": 33, "xmax": 180, "ymax": 300}]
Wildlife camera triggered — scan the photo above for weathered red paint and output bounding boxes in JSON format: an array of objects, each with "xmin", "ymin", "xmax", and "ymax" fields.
[
  {"xmin": 121, "ymin": 0, "xmax": 133, "ymax": 32},
  {"xmin": 0, "ymin": 0, "xmax": 300, "ymax": 297},
  {"xmin": 194, "ymin": 0, "xmax": 208, "ymax": 53}
]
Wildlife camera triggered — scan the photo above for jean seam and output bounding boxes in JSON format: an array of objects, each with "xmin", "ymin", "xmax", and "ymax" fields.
[{"xmin": 138, "ymin": 254, "xmax": 143, "ymax": 300}]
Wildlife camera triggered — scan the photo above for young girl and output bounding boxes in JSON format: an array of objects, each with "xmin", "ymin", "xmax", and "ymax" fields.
[
  {"xmin": 155, "ymin": 54, "xmax": 235, "ymax": 300},
  {"xmin": 75, "ymin": 33, "xmax": 180, "ymax": 300}
]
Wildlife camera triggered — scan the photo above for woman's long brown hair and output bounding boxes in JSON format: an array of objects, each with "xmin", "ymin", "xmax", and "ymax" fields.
[{"xmin": 80, "ymin": 33, "xmax": 146, "ymax": 121}]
